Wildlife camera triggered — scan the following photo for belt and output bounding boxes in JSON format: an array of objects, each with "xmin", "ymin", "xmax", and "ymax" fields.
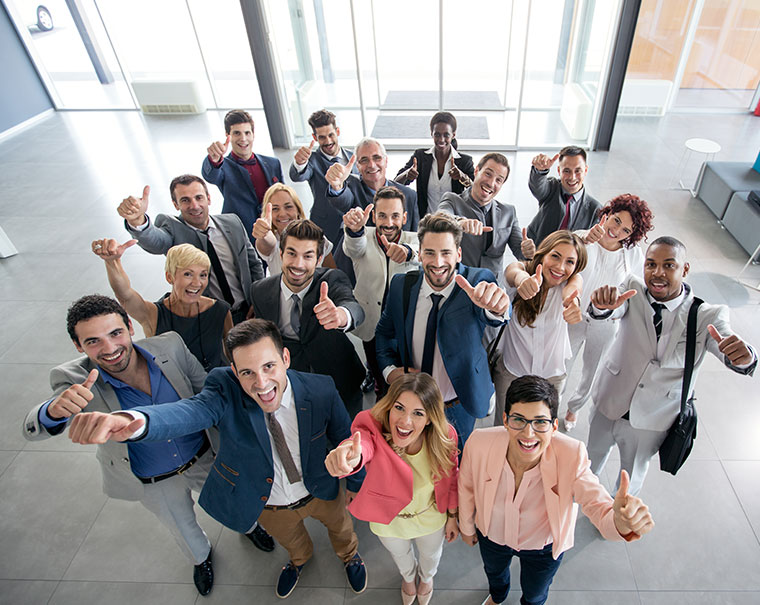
[
  {"xmin": 444, "ymin": 398, "xmax": 460, "ymax": 409},
  {"xmin": 397, "ymin": 502, "xmax": 435, "ymax": 519},
  {"xmin": 137, "ymin": 438, "xmax": 210, "ymax": 485},
  {"xmin": 264, "ymin": 494, "xmax": 314, "ymax": 511}
]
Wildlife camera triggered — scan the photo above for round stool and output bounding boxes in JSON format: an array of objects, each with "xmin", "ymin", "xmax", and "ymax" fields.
[{"xmin": 671, "ymin": 138, "xmax": 721, "ymax": 196}]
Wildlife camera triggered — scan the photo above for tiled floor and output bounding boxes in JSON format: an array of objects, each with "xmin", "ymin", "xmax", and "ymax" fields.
[{"xmin": 1, "ymin": 110, "xmax": 759, "ymax": 604}]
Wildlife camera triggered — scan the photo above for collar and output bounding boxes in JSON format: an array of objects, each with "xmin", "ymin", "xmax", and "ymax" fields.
[
  {"xmin": 362, "ymin": 178, "xmax": 390, "ymax": 196},
  {"xmin": 424, "ymin": 145, "xmax": 461, "ymax": 159},
  {"xmin": 280, "ymin": 276, "xmax": 311, "ymax": 301},
  {"xmin": 560, "ymin": 188, "xmax": 583, "ymax": 202},
  {"xmin": 185, "ymin": 215, "xmax": 216, "ymax": 234},
  {"xmin": 464, "ymin": 187, "xmax": 492, "ymax": 212},
  {"xmin": 646, "ymin": 284, "xmax": 687, "ymax": 312},
  {"xmin": 275, "ymin": 377, "xmax": 294, "ymax": 412},
  {"xmin": 98, "ymin": 344, "xmax": 155, "ymax": 388},
  {"xmin": 230, "ymin": 151, "xmax": 257, "ymax": 166},
  {"xmin": 319, "ymin": 147, "xmax": 345, "ymax": 162},
  {"xmin": 419, "ymin": 269, "xmax": 458, "ymax": 301}
]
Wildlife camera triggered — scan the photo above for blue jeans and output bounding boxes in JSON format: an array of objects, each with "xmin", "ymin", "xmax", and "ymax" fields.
[{"xmin": 476, "ymin": 529, "xmax": 563, "ymax": 605}]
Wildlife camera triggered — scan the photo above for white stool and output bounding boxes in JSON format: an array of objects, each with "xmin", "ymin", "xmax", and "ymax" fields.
[{"xmin": 671, "ymin": 138, "xmax": 721, "ymax": 196}]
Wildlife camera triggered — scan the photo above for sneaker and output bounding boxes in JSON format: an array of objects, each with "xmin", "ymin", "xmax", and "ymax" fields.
[
  {"xmin": 276, "ymin": 561, "xmax": 304, "ymax": 599},
  {"xmin": 193, "ymin": 548, "xmax": 214, "ymax": 596},
  {"xmin": 344, "ymin": 553, "xmax": 367, "ymax": 594}
]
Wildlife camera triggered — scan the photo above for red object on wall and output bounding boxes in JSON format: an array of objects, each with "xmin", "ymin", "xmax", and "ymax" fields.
[{"xmin": 755, "ymin": 98, "xmax": 760, "ymax": 116}]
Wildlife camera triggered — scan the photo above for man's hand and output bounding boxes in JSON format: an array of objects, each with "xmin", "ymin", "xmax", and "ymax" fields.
[
  {"xmin": 461, "ymin": 532, "xmax": 478, "ymax": 547},
  {"xmin": 520, "ymin": 228, "xmax": 536, "ymax": 260},
  {"xmin": 613, "ymin": 470, "xmax": 654, "ymax": 538},
  {"xmin": 591, "ymin": 286, "xmax": 636, "ymax": 310},
  {"xmin": 68, "ymin": 411, "xmax": 145, "ymax": 444},
  {"xmin": 455, "ymin": 274, "xmax": 510, "ymax": 316},
  {"xmin": 92, "ymin": 238, "xmax": 137, "ymax": 262},
  {"xmin": 343, "ymin": 203, "xmax": 373, "ymax": 234},
  {"xmin": 459, "ymin": 218, "xmax": 493, "ymax": 236},
  {"xmin": 117, "ymin": 185, "xmax": 151, "ymax": 227},
  {"xmin": 448, "ymin": 157, "xmax": 469, "ymax": 186},
  {"xmin": 325, "ymin": 155, "xmax": 357, "ymax": 191},
  {"xmin": 314, "ymin": 282, "xmax": 347, "ymax": 330},
  {"xmin": 402, "ymin": 157, "xmax": 419, "ymax": 184},
  {"xmin": 584, "ymin": 214, "xmax": 608, "ymax": 245},
  {"xmin": 562, "ymin": 288, "xmax": 582, "ymax": 324},
  {"xmin": 252, "ymin": 202, "xmax": 273, "ymax": 240},
  {"xmin": 294, "ymin": 139, "xmax": 315, "ymax": 165},
  {"xmin": 387, "ymin": 367, "xmax": 420, "ymax": 385},
  {"xmin": 708, "ymin": 324, "xmax": 753, "ymax": 366},
  {"xmin": 445, "ymin": 515, "xmax": 460, "ymax": 542},
  {"xmin": 47, "ymin": 369, "xmax": 99, "ymax": 420},
  {"xmin": 531, "ymin": 153, "xmax": 559, "ymax": 171},
  {"xmin": 380, "ymin": 234, "xmax": 408, "ymax": 263},
  {"xmin": 207, "ymin": 134, "xmax": 230, "ymax": 163},
  {"xmin": 516, "ymin": 264, "xmax": 543, "ymax": 300},
  {"xmin": 325, "ymin": 431, "xmax": 362, "ymax": 476}
]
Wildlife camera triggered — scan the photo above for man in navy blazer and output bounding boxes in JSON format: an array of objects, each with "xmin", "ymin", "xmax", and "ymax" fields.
[
  {"xmin": 203, "ymin": 110, "xmax": 284, "ymax": 243},
  {"xmin": 68, "ymin": 319, "xmax": 368, "ymax": 599},
  {"xmin": 375, "ymin": 211, "xmax": 511, "ymax": 450}
]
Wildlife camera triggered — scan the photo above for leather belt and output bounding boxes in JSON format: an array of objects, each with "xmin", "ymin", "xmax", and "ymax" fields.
[
  {"xmin": 264, "ymin": 494, "xmax": 314, "ymax": 511},
  {"xmin": 444, "ymin": 398, "xmax": 460, "ymax": 409},
  {"xmin": 137, "ymin": 437, "xmax": 210, "ymax": 485}
]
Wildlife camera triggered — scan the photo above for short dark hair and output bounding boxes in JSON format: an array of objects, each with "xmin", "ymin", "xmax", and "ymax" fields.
[
  {"xmin": 558, "ymin": 145, "xmax": 587, "ymax": 163},
  {"xmin": 308, "ymin": 109, "xmax": 337, "ymax": 131},
  {"xmin": 417, "ymin": 211, "xmax": 463, "ymax": 248},
  {"xmin": 169, "ymin": 174, "xmax": 209, "ymax": 202},
  {"xmin": 224, "ymin": 109, "xmax": 254, "ymax": 134},
  {"xmin": 505, "ymin": 375, "xmax": 559, "ymax": 420},
  {"xmin": 374, "ymin": 185, "xmax": 406, "ymax": 209},
  {"xmin": 66, "ymin": 294, "xmax": 130, "ymax": 345},
  {"xmin": 430, "ymin": 111, "xmax": 457, "ymax": 133},
  {"xmin": 224, "ymin": 319, "xmax": 284, "ymax": 363},
  {"xmin": 477, "ymin": 152, "xmax": 510, "ymax": 176},
  {"xmin": 279, "ymin": 219, "xmax": 325, "ymax": 258},
  {"xmin": 648, "ymin": 235, "xmax": 687, "ymax": 258}
]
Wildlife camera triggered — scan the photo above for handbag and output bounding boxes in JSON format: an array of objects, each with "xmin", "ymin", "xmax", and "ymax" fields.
[{"xmin": 658, "ymin": 297, "xmax": 704, "ymax": 475}]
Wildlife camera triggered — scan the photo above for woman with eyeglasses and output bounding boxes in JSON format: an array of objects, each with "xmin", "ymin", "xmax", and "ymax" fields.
[{"xmin": 459, "ymin": 375, "xmax": 654, "ymax": 605}]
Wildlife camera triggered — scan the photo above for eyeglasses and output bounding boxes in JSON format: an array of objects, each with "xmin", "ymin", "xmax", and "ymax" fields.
[{"xmin": 506, "ymin": 415, "xmax": 553, "ymax": 433}]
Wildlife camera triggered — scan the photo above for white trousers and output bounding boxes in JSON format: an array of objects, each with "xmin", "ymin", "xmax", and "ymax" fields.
[
  {"xmin": 492, "ymin": 359, "xmax": 566, "ymax": 427},
  {"xmin": 376, "ymin": 526, "xmax": 445, "ymax": 583}
]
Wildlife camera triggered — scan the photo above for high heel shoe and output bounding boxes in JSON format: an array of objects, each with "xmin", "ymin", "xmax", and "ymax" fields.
[{"xmin": 401, "ymin": 580, "xmax": 416, "ymax": 605}]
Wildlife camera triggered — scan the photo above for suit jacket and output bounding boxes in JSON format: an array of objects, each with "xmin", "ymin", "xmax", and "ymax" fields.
[
  {"xmin": 250, "ymin": 267, "xmax": 366, "ymax": 403},
  {"xmin": 22, "ymin": 332, "xmax": 207, "ymax": 501},
  {"xmin": 132, "ymin": 368, "xmax": 365, "ymax": 534},
  {"xmin": 342, "ymin": 226, "xmax": 419, "ymax": 341},
  {"xmin": 289, "ymin": 148, "xmax": 357, "ymax": 244},
  {"xmin": 202, "ymin": 153, "xmax": 284, "ymax": 243},
  {"xmin": 526, "ymin": 167, "xmax": 601, "ymax": 246},
  {"xmin": 125, "ymin": 213, "xmax": 264, "ymax": 305},
  {"xmin": 395, "ymin": 149, "xmax": 475, "ymax": 217},
  {"xmin": 375, "ymin": 264, "xmax": 505, "ymax": 419},
  {"xmin": 439, "ymin": 188, "xmax": 524, "ymax": 279},
  {"xmin": 591, "ymin": 276, "xmax": 756, "ymax": 431},
  {"xmin": 459, "ymin": 427, "xmax": 628, "ymax": 560},
  {"xmin": 342, "ymin": 410, "xmax": 458, "ymax": 524}
]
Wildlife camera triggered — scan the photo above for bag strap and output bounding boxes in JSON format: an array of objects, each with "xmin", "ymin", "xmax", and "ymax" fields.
[
  {"xmin": 401, "ymin": 270, "xmax": 421, "ymax": 371},
  {"xmin": 680, "ymin": 297, "xmax": 704, "ymax": 414},
  {"xmin": 487, "ymin": 323, "xmax": 507, "ymax": 363}
]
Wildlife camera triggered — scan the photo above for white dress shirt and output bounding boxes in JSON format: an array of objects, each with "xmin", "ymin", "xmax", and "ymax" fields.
[
  {"xmin": 424, "ymin": 146, "xmax": 460, "ymax": 213},
  {"xmin": 294, "ymin": 147, "xmax": 349, "ymax": 173},
  {"xmin": 278, "ymin": 276, "xmax": 352, "ymax": 339}
]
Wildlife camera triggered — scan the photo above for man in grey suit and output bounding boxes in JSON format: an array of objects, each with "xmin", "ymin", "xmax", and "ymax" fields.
[
  {"xmin": 117, "ymin": 174, "xmax": 264, "ymax": 323},
  {"xmin": 586, "ymin": 237, "xmax": 756, "ymax": 495}
]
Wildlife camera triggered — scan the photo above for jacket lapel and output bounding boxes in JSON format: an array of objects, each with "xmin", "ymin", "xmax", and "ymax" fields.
[
  {"xmin": 539, "ymin": 442, "xmax": 562, "ymax": 546},
  {"xmin": 153, "ymin": 349, "xmax": 194, "ymax": 399},
  {"xmin": 404, "ymin": 272, "xmax": 424, "ymax": 365},
  {"xmin": 244, "ymin": 390, "xmax": 274, "ymax": 466}
]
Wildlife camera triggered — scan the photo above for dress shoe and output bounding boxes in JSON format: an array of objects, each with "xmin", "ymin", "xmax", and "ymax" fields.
[
  {"xmin": 417, "ymin": 578, "xmax": 433, "ymax": 605},
  {"xmin": 193, "ymin": 548, "xmax": 214, "ymax": 596},
  {"xmin": 344, "ymin": 552, "xmax": 368, "ymax": 593},
  {"xmin": 276, "ymin": 561, "xmax": 304, "ymax": 598},
  {"xmin": 401, "ymin": 587, "xmax": 417, "ymax": 605},
  {"xmin": 361, "ymin": 370, "xmax": 375, "ymax": 393},
  {"xmin": 246, "ymin": 524, "xmax": 275, "ymax": 552}
]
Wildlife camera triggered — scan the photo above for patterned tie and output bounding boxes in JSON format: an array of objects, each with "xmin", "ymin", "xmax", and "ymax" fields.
[
  {"xmin": 290, "ymin": 293, "xmax": 301, "ymax": 338},
  {"xmin": 651, "ymin": 302, "xmax": 665, "ymax": 340},
  {"xmin": 558, "ymin": 193, "xmax": 573, "ymax": 231},
  {"xmin": 421, "ymin": 294, "xmax": 443, "ymax": 375},
  {"xmin": 267, "ymin": 412, "xmax": 301, "ymax": 484}
]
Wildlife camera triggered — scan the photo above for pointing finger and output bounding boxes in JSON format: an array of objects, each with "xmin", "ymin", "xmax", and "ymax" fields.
[
  {"xmin": 82, "ymin": 368, "xmax": 99, "ymax": 389},
  {"xmin": 707, "ymin": 324, "xmax": 723, "ymax": 343}
]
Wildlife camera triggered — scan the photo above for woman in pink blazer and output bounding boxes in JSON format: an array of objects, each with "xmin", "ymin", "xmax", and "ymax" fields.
[
  {"xmin": 325, "ymin": 373, "xmax": 459, "ymax": 605},
  {"xmin": 459, "ymin": 375, "xmax": 654, "ymax": 605}
]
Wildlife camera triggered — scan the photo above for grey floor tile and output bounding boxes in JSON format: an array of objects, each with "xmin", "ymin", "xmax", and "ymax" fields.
[
  {"xmin": 49, "ymin": 581, "xmax": 198, "ymax": 605},
  {"xmin": 0, "ymin": 451, "xmax": 18, "ymax": 477},
  {"xmin": 0, "ymin": 302, "xmax": 53, "ymax": 354},
  {"xmin": 639, "ymin": 592, "xmax": 760, "ymax": 605},
  {"xmin": 723, "ymin": 461, "xmax": 760, "ymax": 542},
  {"xmin": 0, "ymin": 302, "xmax": 81, "ymax": 364},
  {"xmin": 200, "ymin": 584, "xmax": 345, "ymax": 604},
  {"xmin": 0, "ymin": 580, "xmax": 58, "ymax": 605}
]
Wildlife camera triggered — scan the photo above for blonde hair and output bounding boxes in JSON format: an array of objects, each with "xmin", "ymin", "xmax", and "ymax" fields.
[
  {"xmin": 262, "ymin": 184, "xmax": 305, "ymax": 235},
  {"xmin": 370, "ymin": 373, "xmax": 456, "ymax": 482},
  {"xmin": 165, "ymin": 244, "xmax": 210, "ymax": 276}
]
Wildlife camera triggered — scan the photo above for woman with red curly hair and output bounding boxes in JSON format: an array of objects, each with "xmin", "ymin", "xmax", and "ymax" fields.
[{"xmin": 563, "ymin": 194, "xmax": 654, "ymax": 431}]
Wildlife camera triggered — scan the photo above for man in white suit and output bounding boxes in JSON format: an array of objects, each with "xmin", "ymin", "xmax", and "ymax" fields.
[{"xmin": 586, "ymin": 236, "xmax": 756, "ymax": 495}]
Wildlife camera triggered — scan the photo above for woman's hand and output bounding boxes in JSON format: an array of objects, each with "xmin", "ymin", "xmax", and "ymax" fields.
[
  {"xmin": 92, "ymin": 238, "xmax": 136, "ymax": 262},
  {"xmin": 516, "ymin": 264, "xmax": 543, "ymax": 300},
  {"xmin": 445, "ymin": 515, "xmax": 459, "ymax": 542},
  {"xmin": 460, "ymin": 532, "xmax": 478, "ymax": 547},
  {"xmin": 324, "ymin": 431, "xmax": 362, "ymax": 477}
]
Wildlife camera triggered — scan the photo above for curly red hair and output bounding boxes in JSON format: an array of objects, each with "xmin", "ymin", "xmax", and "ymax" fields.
[{"xmin": 597, "ymin": 194, "xmax": 654, "ymax": 248}]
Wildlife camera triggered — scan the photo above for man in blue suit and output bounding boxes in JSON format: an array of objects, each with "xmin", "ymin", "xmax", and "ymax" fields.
[
  {"xmin": 375, "ymin": 211, "xmax": 511, "ymax": 450},
  {"xmin": 203, "ymin": 110, "xmax": 284, "ymax": 242},
  {"xmin": 68, "ymin": 319, "xmax": 368, "ymax": 600}
]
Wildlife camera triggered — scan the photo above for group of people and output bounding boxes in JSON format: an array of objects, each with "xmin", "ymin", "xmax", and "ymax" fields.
[{"xmin": 23, "ymin": 108, "xmax": 756, "ymax": 604}]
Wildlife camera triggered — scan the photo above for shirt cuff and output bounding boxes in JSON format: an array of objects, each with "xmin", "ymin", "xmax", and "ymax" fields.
[
  {"xmin": 382, "ymin": 366, "xmax": 398, "ymax": 382},
  {"xmin": 208, "ymin": 155, "xmax": 224, "ymax": 168},
  {"xmin": 345, "ymin": 226, "xmax": 365, "ymax": 238},
  {"xmin": 729, "ymin": 345, "xmax": 757, "ymax": 370},
  {"xmin": 328, "ymin": 186, "xmax": 345, "ymax": 196},
  {"xmin": 588, "ymin": 303, "xmax": 613, "ymax": 319},
  {"xmin": 116, "ymin": 410, "xmax": 149, "ymax": 440},
  {"xmin": 294, "ymin": 159, "xmax": 308, "ymax": 172},
  {"xmin": 338, "ymin": 306, "xmax": 353, "ymax": 332},
  {"xmin": 402, "ymin": 244, "xmax": 414, "ymax": 262},
  {"xmin": 485, "ymin": 309, "xmax": 507, "ymax": 322},
  {"xmin": 38, "ymin": 400, "xmax": 69, "ymax": 429},
  {"xmin": 130, "ymin": 216, "xmax": 150, "ymax": 232}
]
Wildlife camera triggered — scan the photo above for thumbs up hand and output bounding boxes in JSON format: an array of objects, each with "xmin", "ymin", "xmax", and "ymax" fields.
[
  {"xmin": 459, "ymin": 217, "xmax": 493, "ymax": 236},
  {"xmin": 708, "ymin": 324, "xmax": 753, "ymax": 366},
  {"xmin": 448, "ymin": 157, "xmax": 470, "ymax": 187},
  {"xmin": 294, "ymin": 139, "xmax": 315, "ymax": 165},
  {"xmin": 92, "ymin": 238, "xmax": 137, "ymax": 262},
  {"xmin": 402, "ymin": 157, "xmax": 419, "ymax": 184},
  {"xmin": 584, "ymin": 214, "xmax": 608, "ymax": 245},
  {"xmin": 380, "ymin": 234, "xmax": 408, "ymax": 263},
  {"xmin": 314, "ymin": 281, "xmax": 348, "ymax": 330},
  {"xmin": 520, "ymin": 228, "xmax": 536, "ymax": 260},
  {"xmin": 562, "ymin": 288, "xmax": 582, "ymax": 324},
  {"xmin": 516, "ymin": 264, "xmax": 543, "ymax": 300},
  {"xmin": 591, "ymin": 286, "xmax": 636, "ymax": 310},
  {"xmin": 325, "ymin": 431, "xmax": 363, "ymax": 476},
  {"xmin": 48, "ymin": 369, "xmax": 99, "ymax": 420},
  {"xmin": 343, "ymin": 203, "xmax": 373, "ymax": 234},
  {"xmin": 326, "ymin": 155, "xmax": 357, "ymax": 191},
  {"xmin": 69, "ymin": 410, "xmax": 145, "ymax": 445},
  {"xmin": 117, "ymin": 185, "xmax": 151, "ymax": 227},
  {"xmin": 207, "ymin": 134, "xmax": 230, "ymax": 163},
  {"xmin": 532, "ymin": 152, "xmax": 559, "ymax": 171},
  {"xmin": 613, "ymin": 470, "xmax": 654, "ymax": 538},
  {"xmin": 455, "ymin": 274, "xmax": 510, "ymax": 316},
  {"xmin": 252, "ymin": 202, "xmax": 274, "ymax": 240}
]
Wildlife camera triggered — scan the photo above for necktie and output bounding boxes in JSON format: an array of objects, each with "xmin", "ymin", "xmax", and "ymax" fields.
[
  {"xmin": 267, "ymin": 412, "xmax": 301, "ymax": 484},
  {"xmin": 202, "ymin": 228, "xmax": 235, "ymax": 305},
  {"xmin": 290, "ymin": 293, "xmax": 301, "ymax": 338},
  {"xmin": 652, "ymin": 302, "xmax": 665, "ymax": 340},
  {"xmin": 421, "ymin": 294, "xmax": 443, "ymax": 375},
  {"xmin": 558, "ymin": 193, "xmax": 573, "ymax": 231}
]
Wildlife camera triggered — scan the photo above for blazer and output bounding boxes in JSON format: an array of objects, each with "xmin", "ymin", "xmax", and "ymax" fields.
[
  {"xmin": 250, "ymin": 267, "xmax": 366, "ymax": 403},
  {"xmin": 375, "ymin": 264, "xmax": 506, "ymax": 419},
  {"xmin": 342, "ymin": 226, "xmax": 419, "ymax": 342},
  {"xmin": 526, "ymin": 167, "xmax": 601, "ymax": 246},
  {"xmin": 439, "ymin": 188, "xmax": 524, "ymax": 279},
  {"xmin": 125, "ymin": 213, "xmax": 264, "ymax": 305},
  {"xmin": 395, "ymin": 149, "xmax": 475, "ymax": 217},
  {"xmin": 22, "ymin": 332, "xmax": 207, "ymax": 501},
  {"xmin": 591, "ymin": 276, "xmax": 756, "ymax": 431},
  {"xmin": 202, "ymin": 152, "xmax": 284, "ymax": 243},
  {"xmin": 458, "ymin": 427, "xmax": 628, "ymax": 560},
  {"xmin": 289, "ymin": 148, "xmax": 357, "ymax": 244},
  {"xmin": 343, "ymin": 410, "xmax": 458, "ymax": 524},
  {"xmin": 132, "ymin": 368, "xmax": 365, "ymax": 534}
]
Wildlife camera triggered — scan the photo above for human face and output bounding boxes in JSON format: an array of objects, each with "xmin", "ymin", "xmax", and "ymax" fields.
[
  {"xmin": 313, "ymin": 124, "xmax": 340, "ymax": 156},
  {"xmin": 644, "ymin": 243, "xmax": 689, "ymax": 302},
  {"xmin": 541, "ymin": 242, "xmax": 579, "ymax": 286},
  {"xmin": 388, "ymin": 390, "xmax": 429, "ymax": 453},
  {"xmin": 471, "ymin": 160, "xmax": 509, "ymax": 205},
  {"xmin": 268, "ymin": 190, "xmax": 301, "ymax": 233},
  {"xmin": 231, "ymin": 338, "xmax": 290, "ymax": 414},
  {"xmin": 557, "ymin": 154, "xmax": 588, "ymax": 195},
  {"xmin": 420, "ymin": 231, "xmax": 461, "ymax": 291},
  {"xmin": 373, "ymin": 197, "xmax": 406, "ymax": 242},
  {"xmin": 280, "ymin": 236, "xmax": 319, "ymax": 293},
  {"xmin": 168, "ymin": 264, "xmax": 209, "ymax": 305},
  {"xmin": 431, "ymin": 122, "xmax": 454, "ymax": 155},
  {"xmin": 504, "ymin": 400, "xmax": 558, "ymax": 469},
  {"xmin": 172, "ymin": 182, "xmax": 211, "ymax": 230},
  {"xmin": 356, "ymin": 142, "xmax": 387, "ymax": 189},
  {"xmin": 600, "ymin": 210, "xmax": 634, "ymax": 249},
  {"xmin": 229, "ymin": 121, "xmax": 254, "ymax": 160},
  {"xmin": 73, "ymin": 313, "xmax": 135, "ymax": 376}
]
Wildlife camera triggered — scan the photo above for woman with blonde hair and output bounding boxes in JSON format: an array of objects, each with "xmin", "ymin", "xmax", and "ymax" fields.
[
  {"xmin": 92, "ymin": 238, "xmax": 232, "ymax": 370},
  {"xmin": 325, "ymin": 373, "xmax": 459, "ymax": 605}
]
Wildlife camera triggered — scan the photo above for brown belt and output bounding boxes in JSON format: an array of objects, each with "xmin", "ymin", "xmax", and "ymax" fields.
[{"xmin": 264, "ymin": 494, "xmax": 314, "ymax": 511}]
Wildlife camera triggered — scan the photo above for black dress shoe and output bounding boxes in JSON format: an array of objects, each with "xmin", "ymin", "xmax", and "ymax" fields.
[
  {"xmin": 361, "ymin": 370, "xmax": 375, "ymax": 393},
  {"xmin": 246, "ymin": 524, "xmax": 275, "ymax": 552},
  {"xmin": 193, "ymin": 548, "xmax": 214, "ymax": 596}
]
